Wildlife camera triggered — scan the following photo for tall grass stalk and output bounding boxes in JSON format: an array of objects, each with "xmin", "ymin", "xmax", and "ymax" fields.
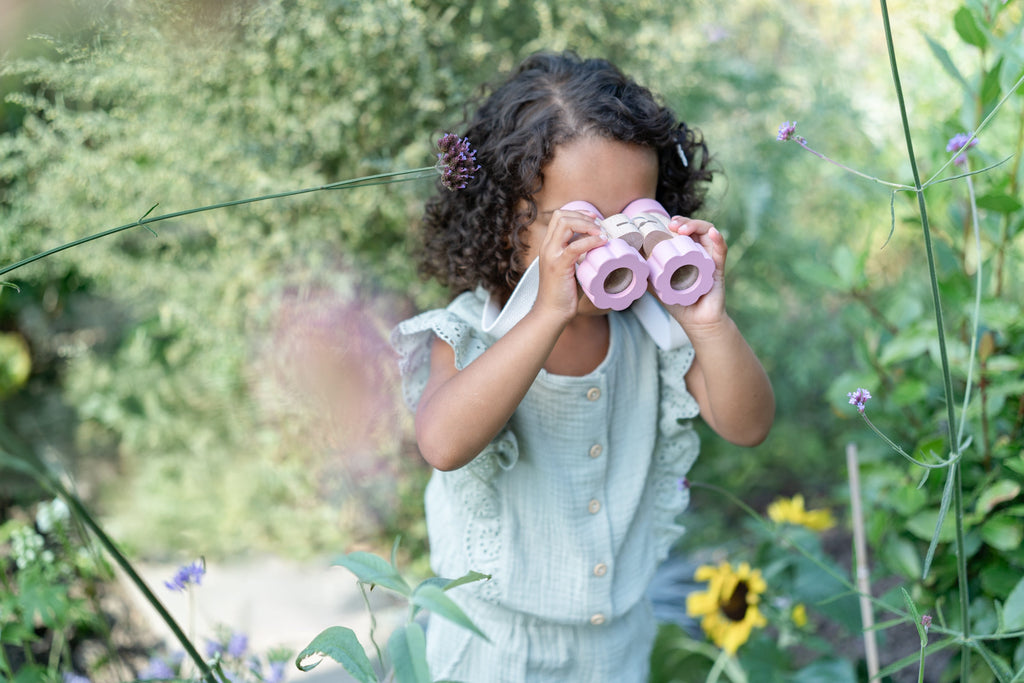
[{"xmin": 877, "ymin": 0, "xmax": 971, "ymax": 675}]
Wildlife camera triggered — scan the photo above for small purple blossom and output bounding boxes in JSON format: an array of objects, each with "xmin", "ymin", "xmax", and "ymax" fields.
[
  {"xmin": 946, "ymin": 132, "xmax": 978, "ymax": 167},
  {"xmin": 776, "ymin": 121, "xmax": 806, "ymax": 144},
  {"xmin": 228, "ymin": 631, "xmax": 249, "ymax": 658},
  {"xmin": 164, "ymin": 559, "xmax": 206, "ymax": 592},
  {"xmin": 206, "ymin": 637, "xmax": 225, "ymax": 659},
  {"xmin": 139, "ymin": 655, "xmax": 177, "ymax": 680},
  {"xmin": 436, "ymin": 133, "xmax": 481, "ymax": 191},
  {"xmin": 921, "ymin": 614, "xmax": 932, "ymax": 632},
  {"xmin": 847, "ymin": 388, "xmax": 872, "ymax": 413},
  {"xmin": 266, "ymin": 660, "xmax": 287, "ymax": 683}
]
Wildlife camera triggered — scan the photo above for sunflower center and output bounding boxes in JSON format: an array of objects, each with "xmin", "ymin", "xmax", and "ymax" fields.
[{"xmin": 720, "ymin": 581, "xmax": 749, "ymax": 621}]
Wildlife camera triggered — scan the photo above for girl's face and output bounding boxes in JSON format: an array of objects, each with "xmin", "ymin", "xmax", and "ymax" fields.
[{"xmin": 523, "ymin": 135, "xmax": 659, "ymax": 313}]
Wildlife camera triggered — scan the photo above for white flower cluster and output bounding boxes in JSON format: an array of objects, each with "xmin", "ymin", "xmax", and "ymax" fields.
[
  {"xmin": 10, "ymin": 525, "xmax": 53, "ymax": 570},
  {"xmin": 35, "ymin": 497, "xmax": 70, "ymax": 535}
]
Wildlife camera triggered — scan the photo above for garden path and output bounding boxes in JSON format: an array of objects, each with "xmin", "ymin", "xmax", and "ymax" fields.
[{"xmin": 125, "ymin": 555, "xmax": 406, "ymax": 682}]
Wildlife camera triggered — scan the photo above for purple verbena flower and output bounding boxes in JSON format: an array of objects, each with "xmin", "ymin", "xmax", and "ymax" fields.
[
  {"xmin": 266, "ymin": 660, "xmax": 287, "ymax": 683},
  {"xmin": 228, "ymin": 631, "xmax": 249, "ymax": 658},
  {"xmin": 436, "ymin": 133, "xmax": 481, "ymax": 191},
  {"xmin": 206, "ymin": 637, "xmax": 225, "ymax": 659},
  {"xmin": 139, "ymin": 655, "xmax": 177, "ymax": 680},
  {"xmin": 847, "ymin": 388, "xmax": 872, "ymax": 413},
  {"xmin": 776, "ymin": 121, "xmax": 806, "ymax": 144},
  {"xmin": 946, "ymin": 132, "xmax": 978, "ymax": 167},
  {"xmin": 921, "ymin": 614, "xmax": 932, "ymax": 632},
  {"xmin": 164, "ymin": 559, "xmax": 206, "ymax": 592}
]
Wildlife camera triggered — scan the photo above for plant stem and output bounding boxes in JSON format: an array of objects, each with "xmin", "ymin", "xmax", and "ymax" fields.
[
  {"xmin": 0, "ymin": 167, "xmax": 437, "ymax": 279},
  {"xmin": 877, "ymin": 0, "xmax": 968, "ymax": 674}
]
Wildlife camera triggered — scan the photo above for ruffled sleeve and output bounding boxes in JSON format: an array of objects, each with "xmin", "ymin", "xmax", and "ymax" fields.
[
  {"xmin": 390, "ymin": 290, "xmax": 494, "ymax": 412},
  {"xmin": 389, "ymin": 289, "xmax": 519, "ymax": 474},
  {"xmin": 650, "ymin": 341, "xmax": 702, "ymax": 562}
]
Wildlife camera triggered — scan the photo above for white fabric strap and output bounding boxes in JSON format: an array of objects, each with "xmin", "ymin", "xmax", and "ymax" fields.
[{"xmin": 481, "ymin": 258, "xmax": 688, "ymax": 350}]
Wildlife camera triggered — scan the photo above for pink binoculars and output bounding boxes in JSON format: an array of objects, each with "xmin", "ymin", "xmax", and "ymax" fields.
[{"xmin": 562, "ymin": 199, "xmax": 715, "ymax": 310}]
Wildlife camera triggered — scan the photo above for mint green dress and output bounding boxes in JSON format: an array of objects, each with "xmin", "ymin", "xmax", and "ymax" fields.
[{"xmin": 391, "ymin": 288, "xmax": 700, "ymax": 682}]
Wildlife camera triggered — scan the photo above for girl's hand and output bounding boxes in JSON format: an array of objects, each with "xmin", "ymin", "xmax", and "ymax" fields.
[
  {"xmin": 663, "ymin": 216, "xmax": 727, "ymax": 327},
  {"xmin": 534, "ymin": 208, "xmax": 607, "ymax": 321}
]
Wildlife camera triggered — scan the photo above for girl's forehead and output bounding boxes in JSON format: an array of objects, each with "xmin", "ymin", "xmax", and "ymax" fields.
[{"xmin": 538, "ymin": 137, "xmax": 658, "ymax": 216}]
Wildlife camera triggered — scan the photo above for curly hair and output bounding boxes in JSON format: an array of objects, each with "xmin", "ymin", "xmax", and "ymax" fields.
[{"xmin": 418, "ymin": 51, "xmax": 715, "ymax": 300}]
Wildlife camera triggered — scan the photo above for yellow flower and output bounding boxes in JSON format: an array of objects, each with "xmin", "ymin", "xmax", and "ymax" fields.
[
  {"xmin": 791, "ymin": 603, "xmax": 808, "ymax": 628},
  {"xmin": 767, "ymin": 494, "xmax": 835, "ymax": 531},
  {"xmin": 686, "ymin": 561, "xmax": 768, "ymax": 654}
]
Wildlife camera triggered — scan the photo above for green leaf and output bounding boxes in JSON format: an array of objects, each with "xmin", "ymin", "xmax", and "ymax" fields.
[
  {"xmin": 1003, "ymin": 574, "xmax": 1024, "ymax": 631},
  {"xmin": 954, "ymin": 7, "xmax": 987, "ymax": 48},
  {"xmin": 924, "ymin": 34, "xmax": 972, "ymax": 91},
  {"xmin": 410, "ymin": 584, "xmax": 489, "ymax": 641},
  {"xmin": 976, "ymin": 193, "xmax": 1023, "ymax": 214},
  {"xmin": 883, "ymin": 536, "xmax": 922, "ymax": 580},
  {"xmin": 981, "ymin": 515, "xmax": 1023, "ymax": 551},
  {"xmin": 295, "ymin": 626, "xmax": 376, "ymax": 683},
  {"xmin": 442, "ymin": 570, "xmax": 492, "ymax": 592},
  {"xmin": 919, "ymin": 465, "xmax": 958, "ymax": 578},
  {"xmin": 334, "ymin": 551, "xmax": 412, "ymax": 596},
  {"xmin": 388, "ymin": 622, "xmax": 431, "ymax": 683},
  {"xmin": 976, "ymin": 480, "xmax": 1022, "ymax": 516}
]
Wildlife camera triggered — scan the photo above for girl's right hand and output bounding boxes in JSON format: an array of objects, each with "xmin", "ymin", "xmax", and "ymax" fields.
[{"xmin": 533, "ymin": 208, "xmax": 607, "ymax": 321}]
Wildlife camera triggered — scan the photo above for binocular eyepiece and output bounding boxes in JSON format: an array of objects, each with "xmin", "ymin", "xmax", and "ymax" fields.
[{"xmin": 563, "ymin": 199, "xmax": 714, "ymax": 311}]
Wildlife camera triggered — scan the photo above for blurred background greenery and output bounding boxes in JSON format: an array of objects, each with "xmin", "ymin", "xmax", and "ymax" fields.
[{"xmin": 0, "ymin": 0, "xmax": 1020, "ymax": 596}]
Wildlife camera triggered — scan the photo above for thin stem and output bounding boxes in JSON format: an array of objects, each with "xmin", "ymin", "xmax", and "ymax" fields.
[
  {"xmin": 0, "ymin": 167, "xmax": 437, "ymax": 278},
  {"xmin": 796, "ymin": 142, "xmax": 914, "ymax": 189},
  {"xmin": 877, "ymin": 0, "xmax": 968, "ymax": 673}
]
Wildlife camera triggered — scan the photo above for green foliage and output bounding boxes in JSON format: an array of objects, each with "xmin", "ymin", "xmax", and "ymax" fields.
[
  {"xmin": 296, "ymin": 541, "xmax": 489, "ymax": 682},
  {"xmin": 0, "ymin": 498, "xmax": 112, "ymax": 681}
]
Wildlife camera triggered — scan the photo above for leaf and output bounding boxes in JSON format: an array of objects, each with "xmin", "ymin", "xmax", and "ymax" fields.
[
  {"xmin": 295, "ymin": 626, "xmax": 376, "ymax": 683},
  {"xmin": 976, "ymin": 480, "xmax": 1022, "ymax": 516},
  {"xmin": 981, "ymin": 515, "xmax": 1023, "ymax": 551},
  {"xmin": 410, "ymin": 584, "xmax": 489, "ymax": 641},
  {"xmin": 924, "ymin": 34, "xmax": 972, "ymax": 91},
  {"xmin": 334, "ymin": 551, "xmax": 412, "ymax": 596},
  {"xmin": 442, "ymin": 570, "xmax": 492, "ymax": 592},
  {"xmin": 976, "ymin": 192, "xmax": 1023, "ymax": 214},
  {"xmin": 1003, "ymin": 574, "xmax": 1024, "ymax": 631},
  {"xmin": 388, "ymin": 622, "xmax": 431, "ymax": 683},
  {"xmin": 919, "ymin": 465, "xmax": 958, "ymax": 578},
  {"xmin": 954, "ymin": 7, "xmax": 987, "ymax": 48}
]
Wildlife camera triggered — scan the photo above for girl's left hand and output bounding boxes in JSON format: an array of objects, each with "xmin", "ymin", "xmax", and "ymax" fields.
[{"xmin": 662, "ymin": 216, "xmax": 728, "ymax": 326}]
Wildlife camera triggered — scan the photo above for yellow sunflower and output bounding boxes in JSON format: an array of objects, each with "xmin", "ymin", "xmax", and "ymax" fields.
[
  {"xmin": 686, "ymin": 561, "xmax": 768, "ymax": 654},
  {"xmin": 767, "ymin": 494, "xmax": 835, "ymax": 531}
]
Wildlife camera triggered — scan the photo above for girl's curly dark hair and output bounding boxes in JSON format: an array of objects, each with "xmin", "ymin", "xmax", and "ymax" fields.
[{"xmin": 418, "ymin": 51, "xmax": 715, "ymax": 300}]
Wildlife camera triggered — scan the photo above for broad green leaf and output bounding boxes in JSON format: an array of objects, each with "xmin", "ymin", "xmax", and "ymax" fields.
[
  {"xmin": 410, "ymin": 584, "xmax": 489, "ymax": 641},
  {"xmin": 334, "ymin": 551, "xmax": 412, "ymax": 596},
  {"xmin": 295, "ymin": 626, "xmax": 376, "ymax": 683},
  {"xmin": 981, "ymin": 515, "xmax": 1023, "ymax": 551},
  {"xmin": 883, "ymin": 536, "xmax": 921, "ymax": 580},
  {"xmin": 1003, "ymin": 575, "xmax": 1024, "ymax": 631},
  {"xmin": 976, "ymin": 480, "xmax": 1022, "ymax": 516},
  {"xmin": 954, "ymin": 7, "xmax": 987, "ymax": 48},
  {"xmin": 388, "ymin": 622, "xmax": 431, "ymax": 683},
  {"xmin": 976, "ymin": 193, "xmax": 1023, "ymax": 214}
]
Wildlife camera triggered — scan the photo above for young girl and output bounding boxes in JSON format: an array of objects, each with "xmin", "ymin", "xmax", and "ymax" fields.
[{"xmin": 391, "ymin": 51, "xmax": 774, "ymax": 682}]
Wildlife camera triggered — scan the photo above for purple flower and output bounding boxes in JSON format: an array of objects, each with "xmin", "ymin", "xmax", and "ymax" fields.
[
  {"xmin": 139, "ymin": 655, "xmax": 177, "ymax": 680},
  {"xmin": 436, "ymin": 133, "xmax": 481, "ymax": 191},
  {"xmin": 946, "ymin": 132, "xmax": 977, "ymax": 166},
  {"xmin": 847, "ymin": 388, "xmax": 872, "ymax": 413},
  {"xmin": 164, "ymin": 559, "xmax": 206, "ymax": 592},
  {"xmin": 921, "ymin": 614, "xmax": 932, "ymax": 632},
  {"xmin": 266, "ymin": 660, "xmax": 287, "ymax": 683},
  {"xmin": 228, "ymin": 631, "xmax": 249, "ymax": 658},
  {"xmin": 776, "ymin": 121, "xmax": 806, "ymax": 144}
]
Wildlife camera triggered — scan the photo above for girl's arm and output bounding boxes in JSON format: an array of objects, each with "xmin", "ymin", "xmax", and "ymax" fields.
[
  {"xmin": 666, "ymin": 218, "xmax": 775, "ymax": 446},
  {"xmin": 415, "ymin": 210, "xmax": 606, "ymax": 471}
]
